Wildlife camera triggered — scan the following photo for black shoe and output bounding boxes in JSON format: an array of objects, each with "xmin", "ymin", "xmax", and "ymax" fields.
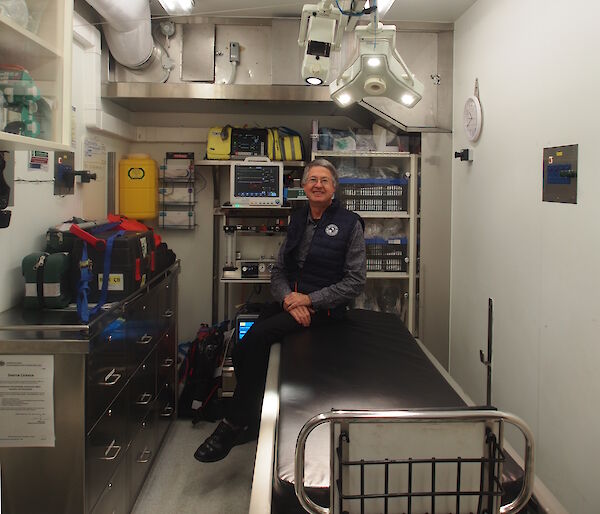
[{"xmin": 194, "ymin": 421, "xmax": 250, "ymax": 463}]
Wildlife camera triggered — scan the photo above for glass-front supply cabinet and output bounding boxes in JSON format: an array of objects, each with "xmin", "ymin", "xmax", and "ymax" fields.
[{"xmin": 0, "ymin": 0, "xmax": 72, "ymax": 150}]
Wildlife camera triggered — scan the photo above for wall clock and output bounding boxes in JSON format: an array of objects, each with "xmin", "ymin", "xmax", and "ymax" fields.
[{"xmin": 463, "ymin": 79, "xmax": 482, "ymax": 142}]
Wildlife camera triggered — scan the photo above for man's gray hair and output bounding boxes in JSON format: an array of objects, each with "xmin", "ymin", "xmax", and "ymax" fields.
[{"xmin": 301, "ymin": 158, "xmax": 339, "ymax": 188}]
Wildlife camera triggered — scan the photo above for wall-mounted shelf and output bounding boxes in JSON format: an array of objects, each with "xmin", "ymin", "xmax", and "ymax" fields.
[
  {"xmin": 220, "ymin": 278, "xmax": 271, "ymax": 284},
  {"xmin": 367, "ymin": 272, "xmax": 410, "ymax": 279},
  {"xmin": 0, "ymin": 14, "xmax": 61, "ymax": 58},
  {"xmin": 197, "ymin": 160, "xmax": 306, "ymax": 168},
  {"xmin": 159, "ymin": 153, "xmax": 196, "ymax": 230},
  {"xmin": 356, "ymin": 211, "xmax": 409, "ymax": 219},
  {"xmin": 216, "ymin": 206, "xmax": 292, "ymax": 217},
  {"xmin": 314, "ymin": 151, "xmax": 411, "ymax": 158}
]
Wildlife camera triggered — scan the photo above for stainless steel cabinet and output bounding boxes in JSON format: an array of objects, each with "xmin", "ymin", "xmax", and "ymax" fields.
[{"xmin": 0, "ymin": 262, "xmax": 180, "ymax": 514}]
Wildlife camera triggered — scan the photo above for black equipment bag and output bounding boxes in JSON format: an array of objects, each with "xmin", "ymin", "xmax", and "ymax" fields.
[
  {"xmin": 46, "ymin": 218, "xmax": 101, "ymax": 253},
  {"xmin": 71, "ymin": 230, "xmax": 153, "ymax": 303},
  {"xmin": 178, "ymin": 325, "xmax": 226, "ymax": 423},
  {"xmin": 155, "ymin": 242, "xmax": 177, "ymax": 276}
]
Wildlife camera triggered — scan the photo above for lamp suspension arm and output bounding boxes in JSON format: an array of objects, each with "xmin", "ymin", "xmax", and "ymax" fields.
[
  {"xmin": 391, "ymin": 44, "xmax": 416, "ymax": 86},
  {"xmin": 347, "ymin": 1, "xmax": 368, "ymax": 30}
]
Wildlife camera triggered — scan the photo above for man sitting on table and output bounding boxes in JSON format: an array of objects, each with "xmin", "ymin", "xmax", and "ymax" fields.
[{"xmin": 194, "ymin": 158, "xmax": 366, "ymax": 463}]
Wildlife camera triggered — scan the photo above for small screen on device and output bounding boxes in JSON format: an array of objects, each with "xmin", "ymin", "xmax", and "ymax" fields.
[{"xmin": 233, "ymin": 165, "xmax": 280, "ymax": 198}]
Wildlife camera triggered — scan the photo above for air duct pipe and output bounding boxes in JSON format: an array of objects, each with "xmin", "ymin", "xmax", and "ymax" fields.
[{"xmin": 85, "ymin": 0, "xmax": 154, "ymax": 69}]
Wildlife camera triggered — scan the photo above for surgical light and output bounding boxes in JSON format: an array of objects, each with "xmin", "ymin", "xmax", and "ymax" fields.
[
  {"xmin": 158, "ymin": 0, "xmax": 194, "ymax": 14},
  {"xmin": 298, "ymin": 2, "xmax": 343, "ymax": 85},
  {"xmin": 329, "ymin": 22, "xmax": 424, "ymax": 109}
]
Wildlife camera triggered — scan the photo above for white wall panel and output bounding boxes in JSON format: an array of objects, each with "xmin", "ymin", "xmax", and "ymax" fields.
[{"xmin": 451, "ymin": 1, "xmax": 600, "ymax": 511}]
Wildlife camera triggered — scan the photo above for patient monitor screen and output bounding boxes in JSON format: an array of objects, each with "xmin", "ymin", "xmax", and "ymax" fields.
[
  {"xmin": 231, "ymin": 164, "xmax": 283, "ymax": 206},
  {"xmin": 238, "ymin": 320, "xmax": 254, "ymax": 340}
]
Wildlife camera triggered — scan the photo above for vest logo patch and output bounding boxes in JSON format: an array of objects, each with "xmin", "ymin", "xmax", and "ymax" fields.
[{"xmin": 325, "ymin": 224, "xmax": 339, "ymax": 237}]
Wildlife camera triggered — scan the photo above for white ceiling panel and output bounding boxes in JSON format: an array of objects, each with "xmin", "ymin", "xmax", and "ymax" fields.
[{"xmin": 151, "ymin": 0, "xmax": 477, "ymax": 23}]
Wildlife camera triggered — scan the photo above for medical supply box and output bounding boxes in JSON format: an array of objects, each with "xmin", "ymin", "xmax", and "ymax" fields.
[
  {"xmin": 71, "ymin": 230, "xmax": 155, "ymax": 303},
  {"xmin": 22, "ymin": 252, "xmax": 72, "ymax": 309}
]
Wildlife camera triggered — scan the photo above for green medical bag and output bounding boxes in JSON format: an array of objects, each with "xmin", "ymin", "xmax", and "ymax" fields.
[{"xmin": 22, "ymin": 252, "xmax": 72, "ymax": 309}]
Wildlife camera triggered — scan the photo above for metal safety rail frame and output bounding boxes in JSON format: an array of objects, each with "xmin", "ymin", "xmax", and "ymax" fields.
[{"xmin": 295, "ymin": 410, "xmax": 534, "ymax": 514}]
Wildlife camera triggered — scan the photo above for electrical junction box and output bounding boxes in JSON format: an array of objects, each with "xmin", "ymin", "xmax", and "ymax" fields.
[
  {"xmin": 542, "ymin": 144, "xmax": 578, "ymax": 204},
  {"xmin": 54, "ymin": 151, "xmax": 74, "ymax": 195}
]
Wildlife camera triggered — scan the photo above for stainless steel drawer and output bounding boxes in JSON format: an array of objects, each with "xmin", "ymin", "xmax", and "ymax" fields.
[
  {"xmin": 87, "ymin": 330, "xmax": 128, "ymax": 432},
  {"xmin": 157, "ymin": 327, "xmax": 176, "ymax": 388},
  {"xmin": 155, "ymin": 271, "xmax": 178, "ymax": 334},
  {"xmin": 155, "ymin": 381, "xmax": 176, "ymax": 446},
  {"xmin": 126, "ymin": 292, "xmax": 159, "ymax": 373},
  {"xmin": 90, "ymin": 457, "xmax": 127, "ymax": 514},
  {"xmin": 129, "ymin": 350, "xmax": 156, "ymax": 431},
  {"xmin": 86, "ymin": 390, "xmax": 127, "ymax": 513},
  {"xmin": 128, "ymin": 409, "xmax": 157, "ymax": 510}
]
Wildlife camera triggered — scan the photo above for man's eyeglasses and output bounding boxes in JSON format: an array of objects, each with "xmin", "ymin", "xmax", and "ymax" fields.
[{"xmin": 306, "ymin": 176, "xmax": 332, "ymax": 186}]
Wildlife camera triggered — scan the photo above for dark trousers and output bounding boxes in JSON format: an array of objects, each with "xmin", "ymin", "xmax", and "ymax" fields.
[{"xmin": 227, "ymin": 302, "xmax": 332, "ymax": 428}]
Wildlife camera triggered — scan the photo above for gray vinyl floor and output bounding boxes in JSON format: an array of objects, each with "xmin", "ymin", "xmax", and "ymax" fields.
[{"xmin": 131, "ymin": 419, "xmax": 257, "ymax": 514}]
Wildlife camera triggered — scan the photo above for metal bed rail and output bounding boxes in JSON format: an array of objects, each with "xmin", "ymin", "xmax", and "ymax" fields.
[{"xmin": 295, "ymin": 409, "xmax": 534, "ymax": 514}]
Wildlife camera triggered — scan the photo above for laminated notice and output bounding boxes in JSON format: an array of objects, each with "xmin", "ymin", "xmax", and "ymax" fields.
[{"xmin": 0, "ymin": 355, "xmax": 55, "ymax": 447}]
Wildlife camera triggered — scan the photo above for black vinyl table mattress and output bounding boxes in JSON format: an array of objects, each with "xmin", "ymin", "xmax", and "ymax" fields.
[{"xmin": 274, "ymin": 309, "xmax": 470, "ymax": 513}]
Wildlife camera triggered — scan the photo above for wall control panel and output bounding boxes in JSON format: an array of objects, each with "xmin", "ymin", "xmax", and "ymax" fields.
[{"xmin": 543, "ymin": 144, "xmax": 578, "ymax": 204}]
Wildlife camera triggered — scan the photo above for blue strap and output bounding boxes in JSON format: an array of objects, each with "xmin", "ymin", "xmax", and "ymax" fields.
[
  {"xmin": 77, "ymin": 242, "xmax": 92, "ymax": 322},
  {"xmin": 77, "ymin": 230, "xmax": 125, "ymax": 322}
]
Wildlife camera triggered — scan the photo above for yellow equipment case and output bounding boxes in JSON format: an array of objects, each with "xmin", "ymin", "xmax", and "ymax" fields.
[{"xmin": 207, "ymin": 126, "xmax": 304, "ymax": 161}]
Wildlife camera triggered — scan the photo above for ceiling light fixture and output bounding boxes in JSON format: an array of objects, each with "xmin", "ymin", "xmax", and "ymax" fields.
[{"xmin": 158, "ymin": 0, "xmax": 194, "ymax": 15}]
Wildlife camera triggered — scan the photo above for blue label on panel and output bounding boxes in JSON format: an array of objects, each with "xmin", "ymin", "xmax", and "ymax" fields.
[
  {"xmin": 547, "ymin": 164, "xmax": 571, "ymax": 185},
  {"xmin": 365, "ymin": 237, "xmax": 408, "ymax": 245}
]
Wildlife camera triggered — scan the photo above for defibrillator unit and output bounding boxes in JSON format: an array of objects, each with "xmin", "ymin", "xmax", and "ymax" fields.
[{"xmin": 207, "ymin": 126, "xmax": 303, "ymax": 161}]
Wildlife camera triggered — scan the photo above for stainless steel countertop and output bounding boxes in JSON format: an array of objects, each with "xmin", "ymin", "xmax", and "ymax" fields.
[{"xmin": 0, "ymin": 261, "xmax": 180, "ymax": 354}]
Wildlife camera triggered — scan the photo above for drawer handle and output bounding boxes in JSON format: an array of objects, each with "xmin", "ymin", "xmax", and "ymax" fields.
[
  {"xmin": 100, "ymin": 369, "xmax": 122, "ymax": 386},
  {"xmin": 136, "ymin": 392, "xmax": 153, "ymax": 405},
  {"xmin": 100, "ymin": 440, "xmax": 121, "ymax": 461},
  {"xmin": 160, "ymin": 405, "xmax": 174, "ymax": 417},
  {"xmin": 161, "ymin": 358, "xmax": 174, "ymax": 368},
  {"xmin": 137, "ymin": 447, "xmax": 152, "ymax": 464},
  {"xmin": 137, "ymin": 334, "xmax": 152, "ymax": 345},
  {"xmin": 163, "ymin": 309, "xmax": 174, "ymax": 319}
]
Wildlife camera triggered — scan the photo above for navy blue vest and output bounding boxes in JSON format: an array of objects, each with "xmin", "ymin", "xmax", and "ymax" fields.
[{"xmin": 284, "ymin": 199, "xmax": 362, "ymax": 295}]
